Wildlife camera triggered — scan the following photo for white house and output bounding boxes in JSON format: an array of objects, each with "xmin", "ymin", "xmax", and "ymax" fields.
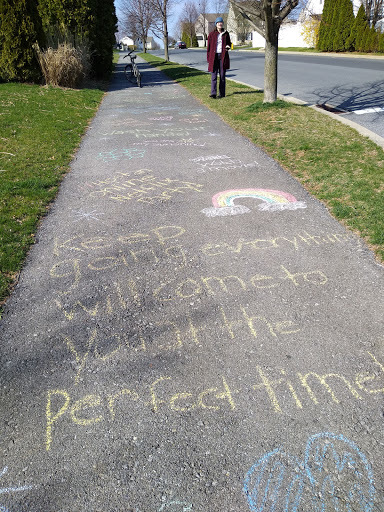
[
  {"xmin": 227, "ymin": 0, "xmax": 368, "ymax": 49},
  {"xmin": 119, "ymin": 36, "xmax": 155, "ymax": 51},
  {"xmin": 119, "ymin": 36, "xmax": 135, "ymax": 49},
  {"xmin": 136, "ymin": 37, "xmax": 155, "ymax": 50}
]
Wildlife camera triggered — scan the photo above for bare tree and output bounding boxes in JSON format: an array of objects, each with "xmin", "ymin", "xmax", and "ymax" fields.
[
  {"xmin": 121, "ymin": 0, "xmax": 154, "ymax": 52},
  {"xmin": 235, "ymin": 7, "xmax": 252, "ymax": 42},
  {"xmin": 180, "ymin": 1, "xmax": 199, "ymax": 45},
  {"xmin": 230, "ymin": 0, "xmax": 301, "ymax": 102},
  {"xmin": 361, "ymin": 0, "xmax": 384, "ymax": 27},
  {"xmin": 150, "ymin": 0, "xmax": 178, "ymax": 60},
  {"xmin": 213, "ymin": 0, "xmax": 229, "ymax": 15},
  {"xmin": 196, "ymin": 0, "xmax": 210, "ymax": 46}
]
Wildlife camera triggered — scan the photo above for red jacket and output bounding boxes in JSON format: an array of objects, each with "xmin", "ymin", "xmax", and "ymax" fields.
[{"xmin": 207, "ymin": 30, "xmax": 231, "ymax": 72}]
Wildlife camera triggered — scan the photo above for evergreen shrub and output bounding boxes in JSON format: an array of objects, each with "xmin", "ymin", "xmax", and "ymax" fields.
[{"xmin": 0, "ymin": 0, "xmax": 46, "ymax": 82}]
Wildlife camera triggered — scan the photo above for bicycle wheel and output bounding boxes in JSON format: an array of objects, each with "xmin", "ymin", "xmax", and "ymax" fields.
[
  {"xmin": 124, "ymin": 63, "xmax": 132, "ymax": 81},
  {"xmin": 137, "ymin": 72, "xmax": 142, "ymax": 88}
]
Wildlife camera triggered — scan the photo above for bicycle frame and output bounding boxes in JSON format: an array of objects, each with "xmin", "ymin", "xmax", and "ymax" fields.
[{"xmin": 123, "ymin": 50, "xmax": 142, "ymax": 88}]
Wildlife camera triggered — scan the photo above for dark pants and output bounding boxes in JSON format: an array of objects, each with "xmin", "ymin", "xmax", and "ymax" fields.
[{"xmin": 211, "ymin": 53, "xmax": 226, "ymax": 97}]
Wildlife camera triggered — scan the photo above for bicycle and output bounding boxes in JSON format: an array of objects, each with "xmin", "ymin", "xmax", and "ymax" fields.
[{"xmin": 123, "ymin": 50, "xmax": 142, "ymax": 88}]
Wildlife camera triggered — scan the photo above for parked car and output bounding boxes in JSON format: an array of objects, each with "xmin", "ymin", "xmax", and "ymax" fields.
[{"xmin": 174, "ymin": 41, "xmax": 187, "ymax": 49}]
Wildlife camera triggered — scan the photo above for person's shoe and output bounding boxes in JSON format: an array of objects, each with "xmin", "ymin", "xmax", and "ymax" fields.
[
  {"xmin": 218, "ymin": 95, "xmax": 225, "ymax": 98},
  {"xmin": 209, "ymin": 94, "xmax": 216, "ymax": 98}
]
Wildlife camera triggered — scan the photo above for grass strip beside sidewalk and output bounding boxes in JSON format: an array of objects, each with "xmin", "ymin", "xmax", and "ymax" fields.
[
  {"xmin": 0, "ymin": 83, "xmax": 104, "ymax": 304},
  {"xmin": 141, "ymin": 53, "xmax": 384, "ymax": 262}
]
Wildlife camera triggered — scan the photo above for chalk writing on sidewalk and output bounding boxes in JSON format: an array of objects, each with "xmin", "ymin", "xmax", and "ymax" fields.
[
  {"xmin": 99, "ymin": 127, "xmax": 207, "ymax": 138},
  {"xmin": 180, "ymin": 117, "xmax": 208, "ymax": 124},
  {"xmin": 58, "ymin": 304, "xmax": 301, "ymax": 383},
  {"xmin": 53, "ymin": 225, "xmax": 187, "ymax": 257},
  {"xmin": 71, "ymin": 209, "xmax": 105, "ymax": 223},
  {"xmin": 45, "ymin": 352, "xmax": 384, "ymax": 451},
  {"xmin": 158, "ymin": 501, "xmax": 193, "ymax": 511},
  {"xmin": 0, "ymin": 466, "xmax": 34, "ymax": 510},
  {"xmin": 105, "ymin": 119, "xmax": 152, "ymax": 127},
  {"xmin": 190, "ymin": 155, "xmax": 259, "ymax": 174},
  {"xmin": 202, "ymin": 189, "xmax": 307, "ymax": 217},
  {"xmin": 148, "ymin": 116, "xmax": 174, "ymax": 121},
  {"xmin": 179, "ymin": 109, "xmax": 206, "ymax": 116},
  {"xmin": 123, "ymin": 105, "xmax": 182, "ymax": 115},
  {"xmin": 96, "ymin": 148, "xmax": 145, "ymax": 162},
  {"xmin": 45, "ymin": 376, "xmax": 237, "ymax": 450},
  {"xmin": 132, "ymin": 139, "xmax": 206, "ymax": 147},
  {"xmin": 202, "ymin": 231, "xmax": 351, "ymax": 256},
  {"xmin": 152, "ymin": 265, "xmax": 328, "ymax": 302},
  {"xmin": 244, "ymin": 432, "xmax": 375, "ymax": 512},
  {"xmin": 50, "ymin": 262, "xmax": 327, "ymax": 305},
  {"xmin": 88, "ymin": 169, "xmax": 203, "ymax": 204},
  {"xmin": 51, "ymin": 227, "xmax": 352, "ymax": 261}
]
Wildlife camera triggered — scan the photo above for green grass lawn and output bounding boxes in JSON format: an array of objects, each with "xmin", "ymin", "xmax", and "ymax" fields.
[
  {"xmin": 0, "ymin": 83, "xmax": 104, "ymax": 304},
  {"xmin": 140, "ymin": 53, "xmax": 384, "ymax": 262}
]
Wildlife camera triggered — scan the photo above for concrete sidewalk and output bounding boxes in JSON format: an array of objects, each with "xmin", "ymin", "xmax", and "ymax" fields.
[{"xmin": 1, "ymin": 55, "xmax": 384, "ymax": 511}]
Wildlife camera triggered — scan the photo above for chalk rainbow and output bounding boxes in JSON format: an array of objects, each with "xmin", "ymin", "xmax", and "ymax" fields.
[{"xmin": 202, "ymin": 188, "xmax": 306, "ymax": 217}]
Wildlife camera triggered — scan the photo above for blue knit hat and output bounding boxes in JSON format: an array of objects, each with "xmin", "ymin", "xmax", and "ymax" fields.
[{"xmin": 215, "ymin": 17, "xmax": 224, "ymax": 24}]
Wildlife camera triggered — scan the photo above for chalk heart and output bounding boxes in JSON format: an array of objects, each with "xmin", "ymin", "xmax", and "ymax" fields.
[{"xmin": 244, "ymin": 433, "xmax": 375, "ymax": 512}]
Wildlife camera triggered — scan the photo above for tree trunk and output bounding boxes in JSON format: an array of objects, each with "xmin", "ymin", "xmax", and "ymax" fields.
[
  {"xmin": 263, "ymin": 29, "xmax": 278, "ymax": 103},
  {"xmin": 164, "ymin": 34, "xmax": 169, "ymax": 60},
  {"xmin": 163, "ymin": 23, "xmax": 169, "ymax": 61},
  {"xmin": 163, "ymin": 3, "xmax": 169, "ymax": 61}
]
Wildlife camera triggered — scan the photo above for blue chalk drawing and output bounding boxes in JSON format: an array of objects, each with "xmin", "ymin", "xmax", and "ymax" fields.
[
  {"xmin": 97, "ymin": 148, "xmax": 145, "ymax": 162},
  {"xmin": 0, "ymin": 466, "xmax": 34, "ymax": 512},
  {"xmin": 244, "ymin": 433, "xmax": 375, "ymax": 512},
  {"xmin": 304, "ymin": 433, "xmax": 375, "ymax": 512},
  {"xmin": 244, "ymin": 449, "xmax": 305, "ymax": 512}
]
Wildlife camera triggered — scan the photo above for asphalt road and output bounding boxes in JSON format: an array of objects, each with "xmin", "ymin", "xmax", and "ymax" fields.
[
  {"xmin": 153, "ymin": 48, "xmax": 384, "ymax": 138},
  {"xmin": 1, "ymin": 55, "xmax": 384, "ymax": 511}
]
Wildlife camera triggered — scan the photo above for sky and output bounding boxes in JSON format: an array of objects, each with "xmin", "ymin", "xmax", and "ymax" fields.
[
  {"xmin": 114, "ymin": 0, "xmax": 187, "ymax": 44},
  {"xmin": 114, "ymin": 0, "xmax": 310, "ymax": 47}
]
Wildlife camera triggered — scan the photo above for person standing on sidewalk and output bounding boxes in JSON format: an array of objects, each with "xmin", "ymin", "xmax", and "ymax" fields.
[{"xmin": 207, "ymin": 17, "xmax": 231, "ymax": 99}]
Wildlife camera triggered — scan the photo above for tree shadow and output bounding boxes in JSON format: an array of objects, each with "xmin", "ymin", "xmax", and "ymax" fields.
[
  {"xmin": 313, "ymin": 80, "xmax": 384, "ymax": 119},
  {"xmin": 108, "ymin": 61, "xmax": 176, "ymax": 92},
  {"xmin": 230, "ymin": 90, "xmax": 263, "ymax": 96},
  {"xmin": 108, "ymin": 60, "xmax": 209, "ymax": 92}
]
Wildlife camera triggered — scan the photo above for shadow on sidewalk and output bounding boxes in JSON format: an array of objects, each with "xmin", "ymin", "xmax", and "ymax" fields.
[{"xmin": 108, "ymin": 61, "xmax": 180, "ymax": 92}]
